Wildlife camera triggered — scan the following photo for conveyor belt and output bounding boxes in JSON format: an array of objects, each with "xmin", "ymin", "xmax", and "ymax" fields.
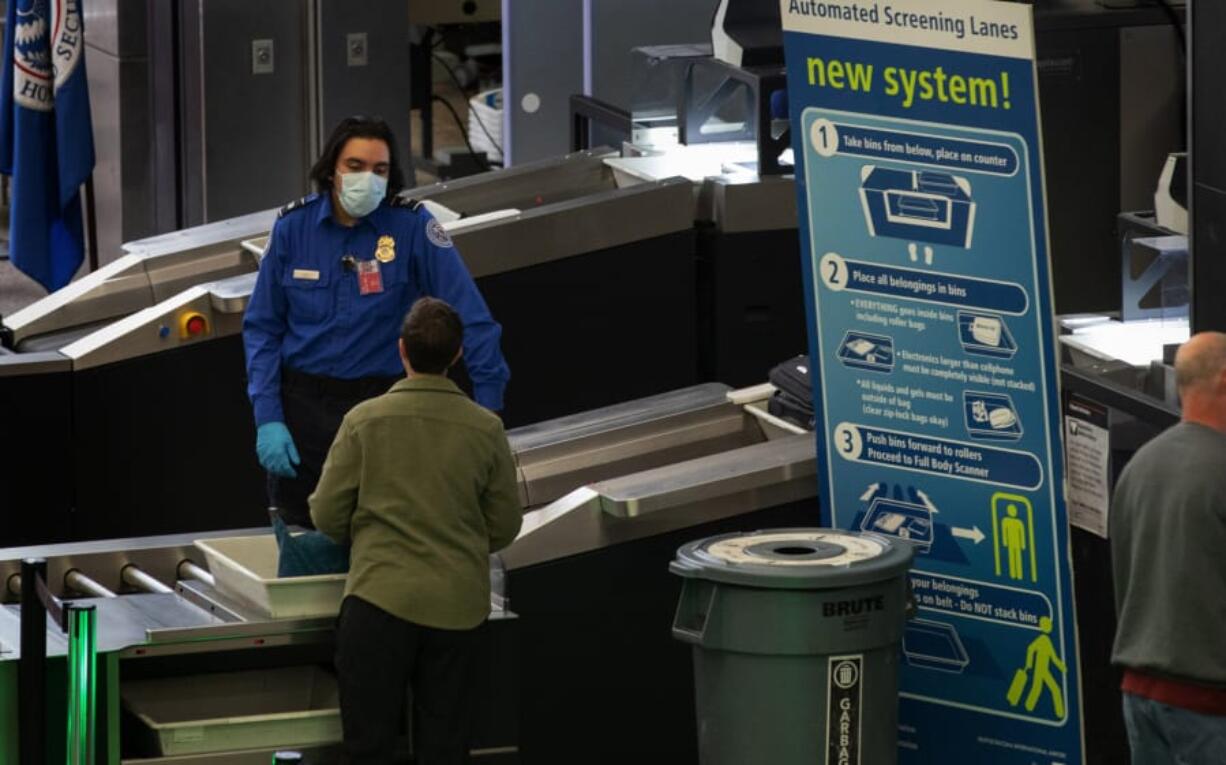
[{"xmin": 13, "ymin": 320, "xmax": 113, "ymax": 353}]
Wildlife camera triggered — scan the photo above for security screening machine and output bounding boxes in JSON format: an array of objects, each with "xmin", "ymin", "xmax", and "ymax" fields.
[
  {"xmin": 605, "ymin": 0, "xmax": 791, "ymax": 176},
  {"xmin": 0, "ymin": 149, "xmax": 701, "ymax": 549},
  {"xmin": 595, "ymin": 0, "xmax": 808, "ymax": 390}
]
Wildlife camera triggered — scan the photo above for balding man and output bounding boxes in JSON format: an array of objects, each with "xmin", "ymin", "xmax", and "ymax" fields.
[{"xmin": 1111, "ymin": 331, "xmax": 1226, "ymax": 764}]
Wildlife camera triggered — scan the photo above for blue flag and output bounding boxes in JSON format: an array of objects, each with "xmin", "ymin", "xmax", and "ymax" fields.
[{"xmin": 0, "ymin": 0, "xmax": 95, "ymax": 292}]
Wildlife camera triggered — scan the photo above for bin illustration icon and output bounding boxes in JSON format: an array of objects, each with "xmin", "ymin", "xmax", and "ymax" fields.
[
  {"xmin": 903, "ymin": 618, "xmax": 970, "ymax": 674},
  {"xmin": 957, "ymin": 311, "xmax": 1019, "ymax": 359},
  {"xmin": 860, "ymin": 165, "xmax": 977, "ymax": 248},
  {"xmin": 963, "ymin": 390, "xmax": 1024, "ymax": 442},
  {"xmin": 837, "ymin": 330, "xmax": 895, "ymax": 373},
  {"xmin": 671, "ymin": 528, "xmax": 914, "ymax": 765},
  {"xmin": 860, "ymin": 497, "xmax": 935, "ymax": 553}
]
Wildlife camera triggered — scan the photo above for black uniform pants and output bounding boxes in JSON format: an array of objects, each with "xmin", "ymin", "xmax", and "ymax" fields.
[
  {"xmin": 335, "ymin": 596, "xmax": 477, "ymax": 765},
  {"xmin": 267, "ymin": 368, "xmax": 400, "ymax": 527}
]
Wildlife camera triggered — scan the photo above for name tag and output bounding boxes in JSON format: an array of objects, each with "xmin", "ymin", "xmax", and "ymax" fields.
[{"xmin": 292, "ymin": 269, "xmax": 320, "ymax": 281}]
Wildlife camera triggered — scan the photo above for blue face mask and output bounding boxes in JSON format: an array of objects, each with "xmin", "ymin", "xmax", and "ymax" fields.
[{"xmin": 336, "ymin": 171, "xmax": 387, "ymax": 218}]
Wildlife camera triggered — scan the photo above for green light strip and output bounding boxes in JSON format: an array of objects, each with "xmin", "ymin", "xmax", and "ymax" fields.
[{"xmin": 65, "ymin": 607, "xmax": 97, "ymax": 765}]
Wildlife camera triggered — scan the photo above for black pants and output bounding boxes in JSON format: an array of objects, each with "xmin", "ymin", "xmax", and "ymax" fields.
[
  {"xmin": 335, "ymin": 596, "xmax": 477, "ymax": 765},
  {"xmin": 267, "ymin": 368, "xmax": 400, "ymax": 527}
]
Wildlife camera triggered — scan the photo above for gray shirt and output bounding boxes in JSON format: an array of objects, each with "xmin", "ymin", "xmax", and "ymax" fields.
[{"xmin": 1111, "ymin": 421, "xmax": 1226, "ymax": 685}]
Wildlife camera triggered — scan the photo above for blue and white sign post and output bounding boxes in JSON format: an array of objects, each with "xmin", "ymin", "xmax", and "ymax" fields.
[{"xmin": 782, "ymin": 1, "xmax": 1084, "ymax": 762}]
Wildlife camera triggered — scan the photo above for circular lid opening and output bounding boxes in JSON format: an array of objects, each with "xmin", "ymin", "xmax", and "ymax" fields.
[{"xmin": 774, "ymin": 545, "xmax": 818, "ymax": 556}]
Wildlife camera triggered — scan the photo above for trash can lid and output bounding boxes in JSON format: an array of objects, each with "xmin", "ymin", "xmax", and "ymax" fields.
[{"xmin": 670, "ymin": 528, "xmax": 914, "ymax": 589}]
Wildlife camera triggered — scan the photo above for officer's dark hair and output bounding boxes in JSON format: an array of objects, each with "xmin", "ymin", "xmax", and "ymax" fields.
[
  {"xmin": 401, "ymin": 297, "xmax": 463, "ymax": 375},
  {"xmin": 311, "ymin": 116, "xmax": 407, "ymax": 197}
]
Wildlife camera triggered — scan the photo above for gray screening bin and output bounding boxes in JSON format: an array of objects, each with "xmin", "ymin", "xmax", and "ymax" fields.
[{"xmin": 671, "ymin": 528, "xmax": 914, "ymax": 765}]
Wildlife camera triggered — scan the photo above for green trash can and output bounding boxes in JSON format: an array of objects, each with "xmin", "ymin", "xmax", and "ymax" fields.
[{"xmin": 671, "ymin": 528, "xmax": 914, "ymax": 765}]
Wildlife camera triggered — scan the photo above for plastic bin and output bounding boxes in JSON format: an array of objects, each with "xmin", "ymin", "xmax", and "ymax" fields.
[
  {"xmin": 468, "ymin": 88, "xmax": 503, "ymax": 164},
  {"xmin": 122, "ymin": 667, "xmax": 341, "ymax": 757},
  {"xmin": 194, "ymin": 535, "xmax": 346, "ymax": 619},
  {"xmin": 671, "ymin": 528, "xmax": 913, "ymax": 765}
]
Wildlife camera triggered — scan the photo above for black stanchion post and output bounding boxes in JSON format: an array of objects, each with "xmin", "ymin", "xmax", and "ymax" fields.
[{"xmin": 19, "ymin": 557, "xmax": 48, "ymax": 765}]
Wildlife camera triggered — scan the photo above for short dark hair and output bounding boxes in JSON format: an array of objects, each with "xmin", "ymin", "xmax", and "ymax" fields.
[
  {"xmin": 401, "ymin": 298, "xmax": 463, "ymax": 374},
  {"xmin": 310, "ymin": 116, "xmax": 407, "ymax": 197}
]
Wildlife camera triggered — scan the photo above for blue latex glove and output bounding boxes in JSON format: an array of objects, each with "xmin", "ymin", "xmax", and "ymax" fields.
[
  {"xmin": 271, "ymin": 514, "xmax": 349, "ymax": 577},
  {"xmin": 256, "ymin": 422, "xmax": 300, "ymax": 478}
]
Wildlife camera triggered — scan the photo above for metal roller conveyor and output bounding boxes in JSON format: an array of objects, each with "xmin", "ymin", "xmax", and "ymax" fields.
[
  {"xmin": 64, "ymin": 569, "xmax": 119, "ymax": 599},
  {"xmin": 0, "ymin": 530, "xmax": 508, "ymax": 662},
  {"xmin": 177, "ymin": 559, "xmax": 216, "ymax": 588},
  {"xmin": 122, "ymin": 564, "xmax": 175, "ymax": 595},
  {"xmin": 1, "ymin": 531, "xmax": 242, "ymax": 599}
]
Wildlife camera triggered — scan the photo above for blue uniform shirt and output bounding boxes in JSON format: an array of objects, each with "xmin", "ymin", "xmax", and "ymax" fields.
[{"xmin": 243, "ymin": 193, "xmax": 509, "ymax": 425}]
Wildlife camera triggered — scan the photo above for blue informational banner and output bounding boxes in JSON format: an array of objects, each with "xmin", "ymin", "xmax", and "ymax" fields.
[{"xmin": 781, "ymin": 2, "xmax": 1084, "ymax": 762}]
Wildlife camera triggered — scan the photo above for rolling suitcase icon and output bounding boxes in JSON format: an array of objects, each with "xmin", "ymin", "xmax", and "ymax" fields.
[
  {"xmin": 860, "ymin": 165, "xmax": 977, "ymax": 248},
  {"xmin": 1007, "ymin": 667, "xmax": 1029, "ymax": 706}
]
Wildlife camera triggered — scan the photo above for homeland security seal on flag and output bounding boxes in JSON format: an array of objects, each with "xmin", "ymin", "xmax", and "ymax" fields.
[{"xmin": 13, "ymin": 0, "xmax": 85, "ymax": 111}]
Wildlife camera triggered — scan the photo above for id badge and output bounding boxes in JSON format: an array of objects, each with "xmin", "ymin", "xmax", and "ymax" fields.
[{"xmin": 357, "ymin": 259, "xmax": 384, "ymax": 295}]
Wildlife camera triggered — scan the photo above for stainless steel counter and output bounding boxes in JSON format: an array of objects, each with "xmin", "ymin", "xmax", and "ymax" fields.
[
  {"xmin": 509, "ymin": 382, "xmax": 758, "ymax": 507},
  {"xmin": 503, "ymin": 431, "xmax": 815, "ymax": 570}
]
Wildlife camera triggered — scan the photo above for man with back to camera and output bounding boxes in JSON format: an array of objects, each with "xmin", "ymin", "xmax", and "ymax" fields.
[
  {"xmin": 243, "ymin": 115, "xmax": 509, "ymax": 527},
  {"xmin": 310, "ymin": 297, "xmax": 523, "ymax": 764},
  {"xmin": 1111, "ymin": 331, "xmax": 1226, "ymax": 764}
]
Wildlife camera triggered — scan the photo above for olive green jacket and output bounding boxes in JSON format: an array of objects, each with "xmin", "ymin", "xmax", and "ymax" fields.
[{"xmin": 310, "ymin": 375, "xmax": 522, "ymax": 629}]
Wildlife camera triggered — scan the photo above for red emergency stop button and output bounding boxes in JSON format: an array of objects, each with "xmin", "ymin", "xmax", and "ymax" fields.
[{"xmin": 178, "ymin": 311, "xmax": 210, "ymax": 339}]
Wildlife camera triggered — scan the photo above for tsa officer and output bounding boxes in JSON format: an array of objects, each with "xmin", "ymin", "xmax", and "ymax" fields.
[{"xmin": 243, "ymin": 116, "xmax": 510, "ymax": 526}]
